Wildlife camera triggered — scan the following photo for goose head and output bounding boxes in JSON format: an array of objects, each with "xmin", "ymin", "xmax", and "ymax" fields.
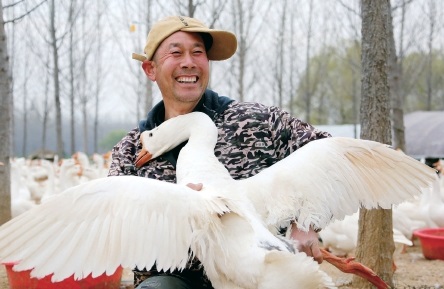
[{"xmin": 135, "ymin": 112, "xmax": 217, "ymax": 167}]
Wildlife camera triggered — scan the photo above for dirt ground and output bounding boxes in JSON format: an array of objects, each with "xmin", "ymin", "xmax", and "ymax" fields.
[{"xmin": 0, "ymin": 239, "xmax": 442, "ymax": 289}]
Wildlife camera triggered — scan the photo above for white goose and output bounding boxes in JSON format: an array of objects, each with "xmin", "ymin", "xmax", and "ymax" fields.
[
  {"xmin": 319, "ymin": 211, "xmax": 416, "ymax": 258},
  {"xmin": 0, "ymin": 112, "xmax": 437, "ymax": 289},
  {"xmin": 425, "ymin": 176, "xmax": 444, "ymax": 227}
]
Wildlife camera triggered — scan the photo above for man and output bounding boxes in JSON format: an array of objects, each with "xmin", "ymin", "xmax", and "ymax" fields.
[{"xmin": 109, "ymin": 15, "xmax": 331, "ymax": 289}]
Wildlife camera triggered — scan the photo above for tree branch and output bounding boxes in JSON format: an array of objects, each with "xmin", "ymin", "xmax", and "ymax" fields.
[{"xmin": 4, "ymin": 0, "xmax": 48, "ymax": 24}]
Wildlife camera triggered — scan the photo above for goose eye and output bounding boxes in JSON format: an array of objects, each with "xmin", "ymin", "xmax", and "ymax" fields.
[{"xmin": 149, "ymin": 133, "xmax": 153, "ymax": 137}]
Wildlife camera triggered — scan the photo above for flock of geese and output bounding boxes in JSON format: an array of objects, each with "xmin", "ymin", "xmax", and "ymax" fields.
[
  {"xmin": 1, "ymin": 111, "xmax": 443, "ymax": 289},
  {"xmin": 10, "ymin": 152, "xmax": 111, "ymax": 218}
]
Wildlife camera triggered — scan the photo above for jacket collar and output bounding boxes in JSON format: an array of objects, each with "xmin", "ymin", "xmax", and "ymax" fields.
[{"xmin": 138, "ymin": 89, "xmax": 234, "ymax": 132}]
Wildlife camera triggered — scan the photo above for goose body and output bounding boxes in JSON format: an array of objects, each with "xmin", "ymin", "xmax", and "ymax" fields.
[
  {"xmin": 319, "ymin": 211, "xmax": 415, "ymax": 258},
  {"xmin": 0, "ymin": 112, "xmax": 438, "ymax": 289},
  {"xmin": 425, "ymin": 177, "xmax": 444, "ymax": 227},
  {"xmin": 319, "ymin": 213, "xmax": 359, "ymax": 257}
]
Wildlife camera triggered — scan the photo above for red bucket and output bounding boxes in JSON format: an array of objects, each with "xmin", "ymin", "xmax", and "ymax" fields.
[
  {"xmin": 4, "ymin": 263, "xmax": 123, "ymax": 289},
  {"xmin": 413, "ymin": 227, "xmax": 444, "ymax": 261}
]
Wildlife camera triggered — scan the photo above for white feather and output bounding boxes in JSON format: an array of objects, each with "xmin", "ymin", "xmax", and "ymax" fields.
[{"xmin": 0, "ymin": 176, "xmax": 230, "ymax": 282}]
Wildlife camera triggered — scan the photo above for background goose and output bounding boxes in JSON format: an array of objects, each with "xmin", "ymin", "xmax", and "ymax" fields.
[
  {"xmin": 319, "ymin": 210, "xmax": 416, "ymax": 258},
  {"xmin": 425, "ymin": 177, "xmax": 444, "ymax": 227},
  {"xmin": 0, "ymin": 112, "xmax": 437, "ymax": 289}
]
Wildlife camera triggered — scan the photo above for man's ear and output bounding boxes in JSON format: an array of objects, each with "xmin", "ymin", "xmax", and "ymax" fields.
[{"xmin": 142, "ymin": 61, "xmax": 156, "ymax": 81}]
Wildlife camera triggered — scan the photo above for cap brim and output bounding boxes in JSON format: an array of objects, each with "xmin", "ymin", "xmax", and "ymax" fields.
[
  {"xmin": 132, "ymin": 53, "xmax": 147, "ymax": 62},
  {"xmin": 182, "ymin": 27, "xmax": 237, "ymax": 61}
]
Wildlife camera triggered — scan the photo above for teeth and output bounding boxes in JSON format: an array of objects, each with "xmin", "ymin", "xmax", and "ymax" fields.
[{"xmin": 177, "ymin": 76, "xmax": 197, "ymax": 83}]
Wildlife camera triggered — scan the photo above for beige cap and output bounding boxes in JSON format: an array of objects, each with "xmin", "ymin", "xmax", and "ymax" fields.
[{"xmin": 132, "ymin": 16, "xmax": 237, "ymax": 62}]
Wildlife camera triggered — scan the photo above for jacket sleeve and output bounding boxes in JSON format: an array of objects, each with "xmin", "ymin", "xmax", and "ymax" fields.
[
  {"xmin": 267, "ymin": 106, "xmax": 332, "ymax": 159},
  {"xmin": 108, "ymin": 127, "xmax": 140, "ymax": 176}
]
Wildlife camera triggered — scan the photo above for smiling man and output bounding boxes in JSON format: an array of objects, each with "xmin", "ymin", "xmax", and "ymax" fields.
[
  {"xmin": 141, "ymin": 30, "xmax": 210, "ymax": 118},
  {"xmin": 109, "ymin": 15, "xmax": 331, "ymax": 289}
]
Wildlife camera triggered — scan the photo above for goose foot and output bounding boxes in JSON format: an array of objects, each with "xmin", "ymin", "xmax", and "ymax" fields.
[{"xmin": 321, "ymin": 248, "xmax": 390, "ymax": 289}]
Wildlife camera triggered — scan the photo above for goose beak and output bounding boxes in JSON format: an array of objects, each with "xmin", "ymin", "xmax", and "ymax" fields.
[
  {"xmin": 135, "ymin": 148, "xmax": 153, "ymax": 168},
  {"xmin": 321, "ymin": 248, "xmax": 389, "ymax": 289},
  {"xmin": 77, "ymin": 166, "xmax": 83, "ymax": 177}
]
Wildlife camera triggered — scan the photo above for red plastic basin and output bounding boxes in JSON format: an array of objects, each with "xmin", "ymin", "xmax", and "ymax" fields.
[
  {"xmin": 413, "ymin": 227, "xmax": 444, "ymax": 261},
  {"xmin": 4, "ymin": 263, "xmax": 123, "ymax": 289}
]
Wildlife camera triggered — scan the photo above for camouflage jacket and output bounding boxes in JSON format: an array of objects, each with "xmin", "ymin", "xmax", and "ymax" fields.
[{"xmin": 108, "ymin": 89, "xmax": 331, "ymax": 288}]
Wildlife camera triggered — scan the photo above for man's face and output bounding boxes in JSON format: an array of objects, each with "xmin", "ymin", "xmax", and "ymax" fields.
[{"xmin": 144, "ymin": 31, "xmax": 210, "ymax": 108}]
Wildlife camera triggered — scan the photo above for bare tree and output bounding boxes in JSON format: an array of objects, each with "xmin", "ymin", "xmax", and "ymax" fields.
[
  {"xmin": 109, "ymin": 0, "xmax": 154, "ymax": 122},
  {"xmin": 0, "ymin": 2, "xmax": 12, "ymax": 224},
  {"xmin": 142, "ymin": 0, "xmax": 153, "ymax": 115},
  {"xmin": 232, "ymin": 0, "xmax": 247, "ymax": 102},
  {"xmin": 49, "ymin": 0, "xmax": 65, "ymax": 158},
  {"xmin": 68, "ymin": 0, "xmax": 78, "ymax": 155},
  {"xmin": 93, "ymin": 0, "xmax": 105, "ymax": 153},
  {"xmin": 173, "ymin": 0, "xmax": 199, "ymax": 17},
  {"xmin": 231, "ymin": 0, "xmax": 267, "ymax": 102},
  {"xmin": 354, "ymin": 0, "xmax": 394, "ymax": 288},
  {"xmin": 425, "ymin": 0, "xmax": 436, "ymax": 111},
  {"xmin": 304, "ymin": 0, "xmax": 314, "ymax": 122},
  {"xmin": 40, "ymin": 57, "xmax": 52, "ymax": 153},
  {"xmin": 389, "ymin": 0, "xmax": 406, "ymax": 152},
  {"xmin": 288, "ymin": 13, "xmax": 296, "ymax": 115},
  {"xmin": 21, "ymin": 56, "xmax": 29, "ymax": 157},
  {"xmin": 274, "ymin": 0, "xmax": 287, "ymax": 109},
  {"xmin": 77, "ymin": 1, "xmax": 95, "ymax": 154}
]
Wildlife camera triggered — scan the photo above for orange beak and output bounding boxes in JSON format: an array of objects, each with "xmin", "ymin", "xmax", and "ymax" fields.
[
  {"xmin": 135, "ymin": 148, "xmax": 153, "ymax": 168},
  {"xmin": 321, "ymin": 248, "xmax": 390, "ymax": 289},
  {"xmin": 77, "ymin": 167, "xmax": 83, "ymax": 177}
]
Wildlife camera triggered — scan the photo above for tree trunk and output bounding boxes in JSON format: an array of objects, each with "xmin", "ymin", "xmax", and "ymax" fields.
[
  {"xmin": 68, "ymin": 0, "xmax": 76, "ymax": 156},
  {"xmin": 21, "ymin": 66, "xmax": 28, "ymax": 157},
  {"xmin": 389, "ymin": 0, "xmax": 406, "ymax": 152},
  {"xmin": 234, "ymin": 0, "xmax": 245, "ymax": 102},
  {"xmin": 354, "ymin": 0, "xmax": 394, "ymax": 288},
  {"xmin": 425, "ymin": 0, "xmax": 435, "ymax": 111},
  {"xmin": 275, "ymin": 0, "xmax": 287, "ymax": 108},
  {"xmin": 304, "ymin": 0, "xmax": 314, "ymax": 122},
  {"xmin": 93, "ymin": 0, "xmax": 104, "ymax": 153},
  {"xmin": 50, "ymin": 0, "xmax": 65, "ymax": 158},
  {"xmin": 0, "ymin": 2, "xmax": 12, "ymax": 224},
  {"xmin": 42, "ymin": 62, "xmax": 50, "ymax": 153}
]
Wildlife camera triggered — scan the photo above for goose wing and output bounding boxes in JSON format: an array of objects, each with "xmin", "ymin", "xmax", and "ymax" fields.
[
  {"xmin": 241, "ymin": 137, "xmax": 437, "ymax": 231},
  {"xmin": 0, "ymin": 175, "xmax": 230, "ymax": 282}
]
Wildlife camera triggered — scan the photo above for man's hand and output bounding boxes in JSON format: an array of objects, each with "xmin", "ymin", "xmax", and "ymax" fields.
[
  {"xmin": 186, "ymin": 183, "xmax": 203, "ymax": 191},
  {"xmin": 290, "ymin": 223, "xmax": 323, "ymax": 264}
]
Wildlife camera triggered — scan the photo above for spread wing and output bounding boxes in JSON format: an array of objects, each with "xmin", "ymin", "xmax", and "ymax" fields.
[
  {"xmin": 241, "ymin": 137, "xmax": 437, "ymax": 231},
  {"xmin": 0, "ymin": 175, "xmax": 230, "ymax": 282}
]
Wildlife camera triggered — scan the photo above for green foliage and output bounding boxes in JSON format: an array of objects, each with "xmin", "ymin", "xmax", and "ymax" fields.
[
  {"xmin": 292, "ymin": 40, "xmax": 444, "ymax": 125},
  {"xmin": 99, "ymin": 129, "xmax": 128, "ymax": 151},
  {"xmin": 402, "ymin": 50, "xmax": 444, "ymax": 111},
  {"xmin": 293, "ymin": 39, "xmax": 361, "ymax": 125}
]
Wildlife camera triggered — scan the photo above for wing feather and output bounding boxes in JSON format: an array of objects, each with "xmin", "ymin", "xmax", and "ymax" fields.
[
  {"xmin": 241, "ymin": 137, "xmax": 437, "ymax": 231},
  {"xmin": 0, "ymin": 175, "xmax": 230, "ymax": 282}
]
